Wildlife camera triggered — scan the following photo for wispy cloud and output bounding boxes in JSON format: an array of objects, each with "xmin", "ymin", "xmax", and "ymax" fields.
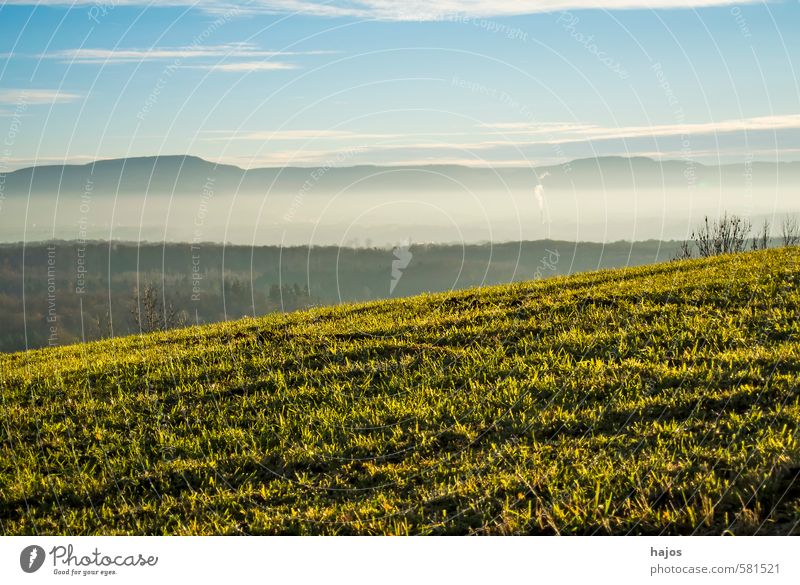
[
  {"xmin": 248, "ymin": 0, "xmax": 766, "ymax": 20},
  {"xmin": 39, "ymin": 44, "xmax": 335, "ymax": 64},
  {"xmin": 201, "ymin": 129, "xmax": 404, "ymax": 141},
  {"xmin": 0, "ymin": 0, "xmax": 767, "ymax": 20},
  {"xmin": 205, "ymin": 114, "xmax": 800, "ymax": 167},
  {"xmin": 15, "ymin": 43, "xmax": 333, "ymax": 74},
  {"xmin": 182, "ymin": 61, "xmax": 299, "ymax": 72},
  {"xmin": 479, "ymin": 114, "xmax": 800, "ymax": 144},
  {"xmin": 203, "ymin": 114, "xmax": 800, "ymax": 149},
  {"xmin": 0, "ymin": 89, "xmax": 81, "ymax": 105}
]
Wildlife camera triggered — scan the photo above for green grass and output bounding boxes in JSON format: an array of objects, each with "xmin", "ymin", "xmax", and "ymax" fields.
[{"xmin": 2, "ymin": 248, "xmax": 799, "ymax": 535}]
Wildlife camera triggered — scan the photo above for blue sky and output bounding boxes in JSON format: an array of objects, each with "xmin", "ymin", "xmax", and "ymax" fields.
[{"xmin": 1, "ymin": 0, "xmax": 798, "ymax": 169}]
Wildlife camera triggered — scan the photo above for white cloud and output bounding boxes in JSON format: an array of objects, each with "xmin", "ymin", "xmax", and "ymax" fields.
[
  {"xmin": 256, "ymin": 0, "xmax": 765, "ymax": 20},
  {"xmin": 0, "ymin": 0, "xmax": 767, "ymax": 20},
  {"xmin": 0, "ymin": 89, "xmax": 81, "ymax": 105},
  {"xmin": 197, "ymin": 114, "xmax": 800, "ymax": 162},
  {"xmin": 478, "ymin": 122, "xmax": 598, "ymax": 137},
  {"xmin": 202, "ymin": 115, "xmax": 800, "ymax": 152},
  {"xmin": 182, "ymin": 61, "xmax": 299, "ymax": 71},
  {"xmin": 201, "ymin": 129, "xmax": 404, "ymax": 140},
  {"xmin": 41, "ymin": 44, "xmax": 334, "ymax": 64},
  {"xmin": 479, "ymin": 114, "xmax": 800, "ymax": 144},
  {"xmin": 632, "ymin": 147, "xmax": 800, "ymax": 160},
  {"xmin": 207, "ymin": 114, "xmax": 799, "ymax": 166}
]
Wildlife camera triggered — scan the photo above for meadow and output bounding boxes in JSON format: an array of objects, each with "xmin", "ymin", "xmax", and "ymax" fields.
[{"xmin": 1, "ymin": 247, "xmax": 798, "ymax": 535}]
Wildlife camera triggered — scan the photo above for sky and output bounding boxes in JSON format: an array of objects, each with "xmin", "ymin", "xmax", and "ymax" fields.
[{"xmin": 1, "ymin": 0, "xmax": 799, "ymax": 170}]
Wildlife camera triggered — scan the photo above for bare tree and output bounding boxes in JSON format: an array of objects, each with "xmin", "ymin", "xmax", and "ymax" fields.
[
  {"xmin": 693, "ymin": 214, "xmax": 751, "ymax": 258},
  {"xmin": 751, "ymin": 219, "xmax": 770, "ymax": 251},
  {"xmin": 129, "ymin": 282, "xmax": 186, "ymax": 333},
  {"xmin": 93, "ymin": 309, "xmax": 112, "ymax": 339},
  {"xmin": 782, "ymin": 215, "xmax": 799, "ymax": 247},
  {"xmin": 673, "ymin": 239, "xmax": 694, "ymax": 261}
]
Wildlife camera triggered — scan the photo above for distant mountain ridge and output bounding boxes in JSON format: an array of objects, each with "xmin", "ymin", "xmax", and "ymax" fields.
[{"xmin": 4, "ymin": 155, "xmax": 799, "ymax": 198}]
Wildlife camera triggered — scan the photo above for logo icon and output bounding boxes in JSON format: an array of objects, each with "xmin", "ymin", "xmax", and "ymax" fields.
[
  {"xmin": 20, "ymin": 545, "xmax": 46, "ymax": 573},
  {"xmin": 390, "ymin": 239, "xmax": 412, "ymax": 294}
]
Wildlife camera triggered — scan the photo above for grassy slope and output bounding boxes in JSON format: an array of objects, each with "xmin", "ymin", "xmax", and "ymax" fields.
[{"xmin": 1, "ymin": 248, "xmax": 799, "ymax": 535}]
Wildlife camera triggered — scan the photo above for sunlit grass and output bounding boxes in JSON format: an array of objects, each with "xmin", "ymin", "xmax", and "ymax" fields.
[{"xmin": 1, "ymin": 248, "xmax": 799, "ymax": 534}]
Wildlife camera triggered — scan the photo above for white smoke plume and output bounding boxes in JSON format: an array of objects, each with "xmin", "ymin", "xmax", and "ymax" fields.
[{"xmin": 534, "ymin": 171, "xmax": 551, "ymax": 225}]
